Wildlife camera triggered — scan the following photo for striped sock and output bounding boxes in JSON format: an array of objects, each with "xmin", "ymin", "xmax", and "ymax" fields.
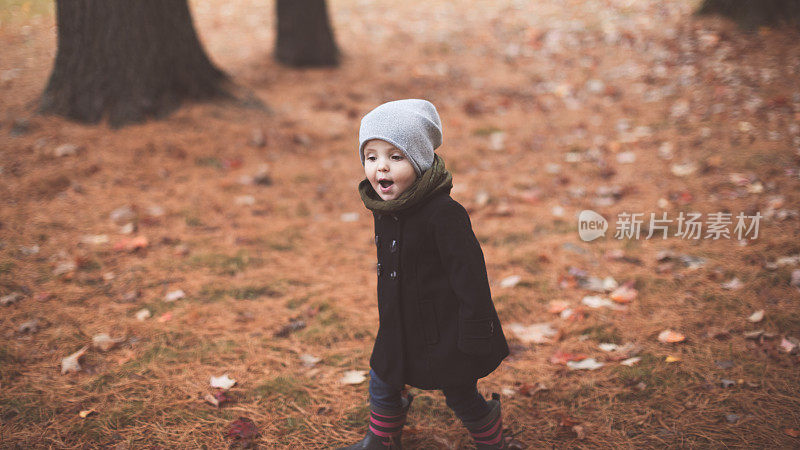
[
  {"xmin": 469, "ymin": 412, "xmax": 503, "ymax": 446},
  {"xmin": 368, "ymin": 409, "xmax": 406, "ymax": 443}
]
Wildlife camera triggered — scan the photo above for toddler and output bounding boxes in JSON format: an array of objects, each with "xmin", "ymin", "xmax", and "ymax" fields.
[{"xmin": 341, "ymin": 99, "xmax": 522, "ymax": 449}]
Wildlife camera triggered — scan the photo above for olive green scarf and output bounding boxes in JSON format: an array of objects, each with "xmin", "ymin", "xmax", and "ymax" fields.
[{"xmin": 358, "ymin": 153, "xmax": 453, "ymax": 214}]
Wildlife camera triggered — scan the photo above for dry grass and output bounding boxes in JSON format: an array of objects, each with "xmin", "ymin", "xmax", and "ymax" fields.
[{"xmin": 2, "ymin": 0, "xmax": 800, "ymax": 448}]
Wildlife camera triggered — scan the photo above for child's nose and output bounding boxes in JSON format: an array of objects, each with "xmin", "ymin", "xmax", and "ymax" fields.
[{"xmin": 377, "ymin": 157, "xmax": 389, "ymax": 171}]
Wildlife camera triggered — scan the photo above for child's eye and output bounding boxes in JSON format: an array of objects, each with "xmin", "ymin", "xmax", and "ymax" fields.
[
  {"xmin": 366, "ymin": 155, "xmax": 376, "ymax": 161},
  {"xmin": 391, "ymin": 154, "xmax": 404, "ymax": 160}
]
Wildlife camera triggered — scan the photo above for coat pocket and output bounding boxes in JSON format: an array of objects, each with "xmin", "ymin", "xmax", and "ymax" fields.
[
  {"xmin": 458, "ymin": 317, "xmax": 494, "ymax": 356},
  {"xmin": 419, "ymin": 301, "xmax": 439, "ymax": 345}
]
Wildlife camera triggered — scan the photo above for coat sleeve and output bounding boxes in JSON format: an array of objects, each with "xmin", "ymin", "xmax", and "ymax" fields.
[{"xmin": 430, "ymin": 200, "xmax": 496, "ymax": 355}]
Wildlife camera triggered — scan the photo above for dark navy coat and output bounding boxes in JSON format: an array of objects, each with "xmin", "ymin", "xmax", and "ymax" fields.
[{"xmin": 369, "ymin": 190, "xmax": 509, "ymax": 389}]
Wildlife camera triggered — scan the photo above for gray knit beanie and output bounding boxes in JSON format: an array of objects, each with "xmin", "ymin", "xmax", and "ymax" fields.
[{"xmin": 358, "ymin": 99, "xmax": 442, "ymax": 176}]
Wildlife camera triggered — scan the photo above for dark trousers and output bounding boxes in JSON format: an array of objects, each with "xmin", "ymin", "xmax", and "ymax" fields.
[{"xmin": 368, "ymin": 368, "xmax": 490, "ymax": 423}]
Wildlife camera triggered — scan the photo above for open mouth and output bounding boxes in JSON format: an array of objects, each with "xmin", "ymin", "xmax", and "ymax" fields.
[{"xmin": 378, "ymin": 180, "xmax": 394, "ymax": 188}]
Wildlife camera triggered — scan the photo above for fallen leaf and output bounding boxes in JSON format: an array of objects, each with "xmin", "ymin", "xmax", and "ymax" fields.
[
  {"xmin": 340, "ymin": 370, "xmax": 367, "ymax": 385},
  {"xmin": 601, "ymin": 343, "xmax": 641, "ymax": 361},
  {"xmin": 616, "ymin": 151, "xmax": 636, "ymax": 164},
  {"xmin": 581, "ymin": 295, "xmax": 627, "ymax": 311},
  {"xmin": 78, "ymin": 409, "xmax": 95, "ymax": 418},
  {"xmin": 550, "ymin": 350, "xmax": 587, "ymax": 365},
  {"xmin": 665, "ymin": 356, "xmax": 681, "ymax": 363},
  {"xmin": 204, "ymin": 391, "xmax": 229, "ymax": 408},
  {"xmin": 784, "ymin": 428, "xmax": 800, "ymax": 438},
  {"xmin": 226, "ymin": 417, "xmax": 260, "ymax": 441},
  {"xmin": 119, "ymin": 222, "xmax": 135, "ymax": 234},
  {"xmin": 156, "ymin": 312, "xmax": 173, "ymax": 323},
  {"xmin": 501, "ymin": 386, "xmax": 517, "ymax": 397},
  {"xmin": 598, "ymin": 343, "xmax": 621, "ymax": 352},
  {"xmin": 722, "ymin": 277, "xmax": 743, "ymax": 290},
  {"xmin": 743, "ymin": 330, "xmax": 764, "ymax": 340},
  {"xmin": 92, "ymin": 333, "xmax": 125, "ymax": 352},
  {"xmin": 18, "ymin": 319, "xmax": 40, "ymax": 333},
  {"xmin": 471, "ymin": 189, "xmax": 490, "ymax": 209},
  {"xmin": 110, "ymin": 205, "xmax": 136, "ymax": 224},
  {"xmin": 518, "ymin": 382, "xmax": 548, "ymax": 396},
  {"xmin": 500, "ymin": 275, "xmax": 521, "ymax": 288},
  {"xmin": 671, "ymin": 162, "xmax": 697, "ymax": 177},
  {"xmin": 790, "ymin": 270, "xmax": 800, "ymax": 289},
  {"xmin": 609, "ymin": 283, "xmax": 637, "ymax": 303},
  {"xmin": 164, "ymin": 289, "xmax": 185, "ymax": 302},
  {"xmin": 235, "ymin": 195, "xmax": 255, "ymax": 206},
  {"xmin": 507, "ymin": 322, "xmax": 558, "ymax": 344},
  {"xmin": 80, "ymin": 234, "xmax": 109, "ymax": 245},
  {"xmin": 658, "ymin": 329, "xmax": 686, "ymax": 344},
  {"xmin": 1, "ymin": 292, "xmax": 23, "ymax": 306},
  {"xmin": 547, "ymin": 300, "xmax": 570, "ymax": 314},
  {"xmin": 340, "ymin": 212, "xmax": 359, "ymax": 222},
  {"xmin": 620, "ymin": 357, "xmax": 641, "ymax": 366},
  {"xmin": 300, "ymin": 354, "xmax": 321, "ymax": 368},
  {"xmin": 566, "ymin": 358, "xmax": 605, "ymax": 370},
  {"xmin": 113, "ymin": 236, "xmax": 148, "ymax": 252},
  {"xmin": 210, "ymin": 374, "xmax": 237, "ymax": 390},
  {"xmin": 61, "ymin": 346, "xmax": 89, "ymax": 374},
  {"xmin": 135, "ymin": 308, "xmax": 152, "ymax": 321},
  {"xmin": 779, "ymin": 337, "xmax": 798, "ymax": 353},
  {"xmin": 747, "ymin": 310, "xmax": 764, "ymax": 323}
]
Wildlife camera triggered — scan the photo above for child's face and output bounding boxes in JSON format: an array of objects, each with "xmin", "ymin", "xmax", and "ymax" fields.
[{"xmin": 363, "ymin": 139, "xmax": 418, "ymax": 201}]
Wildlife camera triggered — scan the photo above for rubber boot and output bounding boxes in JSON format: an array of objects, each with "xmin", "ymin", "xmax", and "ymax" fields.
[
  {"xmin": 461, "ymin": 393, "xmax": 524, "ymax": 449},
  {"xmin": 339, "ymin": 394, "xmax": 414, "ymax": 449}
]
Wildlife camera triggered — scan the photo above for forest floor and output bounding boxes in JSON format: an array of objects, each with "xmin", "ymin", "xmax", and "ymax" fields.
[{"xmin": 1, "ymin": 0, "xmax": 800, "ymax": 448}]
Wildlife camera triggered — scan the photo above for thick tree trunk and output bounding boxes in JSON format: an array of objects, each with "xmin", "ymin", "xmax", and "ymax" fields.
[
  {"xmin": 697, "ymin": 0, "xmax": 800, "ymax": 29},
  {"xmin": 40, "ymin": 0, "xmax": 229, "ymax": 127},
  {"xmin": 275, "ymin": 0, "xmax": 340, "ymax": 67}
]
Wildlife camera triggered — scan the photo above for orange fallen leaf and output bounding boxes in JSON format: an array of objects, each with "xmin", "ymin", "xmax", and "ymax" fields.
[
  {"xmin": 609, "ymin": 283, "xmax": 637, "ymax": 304},
  {"xmin": 113, "ymin": 236, "xmax": 149, "ymax": 252},
  {"xmin": 157, "ymin": 312, "xmax": 173, "ymax": 323},
  {"xmin": 665, "ymin": 355, "xmax": 681, "ymax": 363},
  {"xmin": 658, "ymin": 329, "xmax": 685, "ymax": 344},
  {"xmin": 550, "ymin": 350, "xmax": 588, "ymax": 365},
  {"xmin": 548, "ymin": 300, "xmax": 570, "ymax": 314}
]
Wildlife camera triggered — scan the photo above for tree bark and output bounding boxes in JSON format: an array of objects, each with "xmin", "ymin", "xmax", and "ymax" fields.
[
  {"xmin": 275, "ymin": 0, "xmax": 340, "ymax": 67},
  {"xmin": 40, "ymin": 0, "xmax": 229, "ymax": 127},
  {"xmin": 697, "ymin": 0, "xmax": 800, "ymax": 29}
]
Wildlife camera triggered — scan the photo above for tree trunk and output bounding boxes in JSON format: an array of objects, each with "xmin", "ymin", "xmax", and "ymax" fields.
[
  {"xmin": 697, "ymin": 0, "xmax": 800, "ymax": 29},
  {"xmin": 40, "ymin": 0, "xmax": 229, "ymax": 128},
  {"xmin": 275, "ymin": 0, "xmax": 340, "ymax": 67}
]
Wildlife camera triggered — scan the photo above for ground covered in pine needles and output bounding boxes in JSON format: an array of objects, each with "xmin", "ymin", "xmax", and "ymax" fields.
[{"xmin": 1, "ymin": 0, "xmax": 800, "ymax": 447}]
